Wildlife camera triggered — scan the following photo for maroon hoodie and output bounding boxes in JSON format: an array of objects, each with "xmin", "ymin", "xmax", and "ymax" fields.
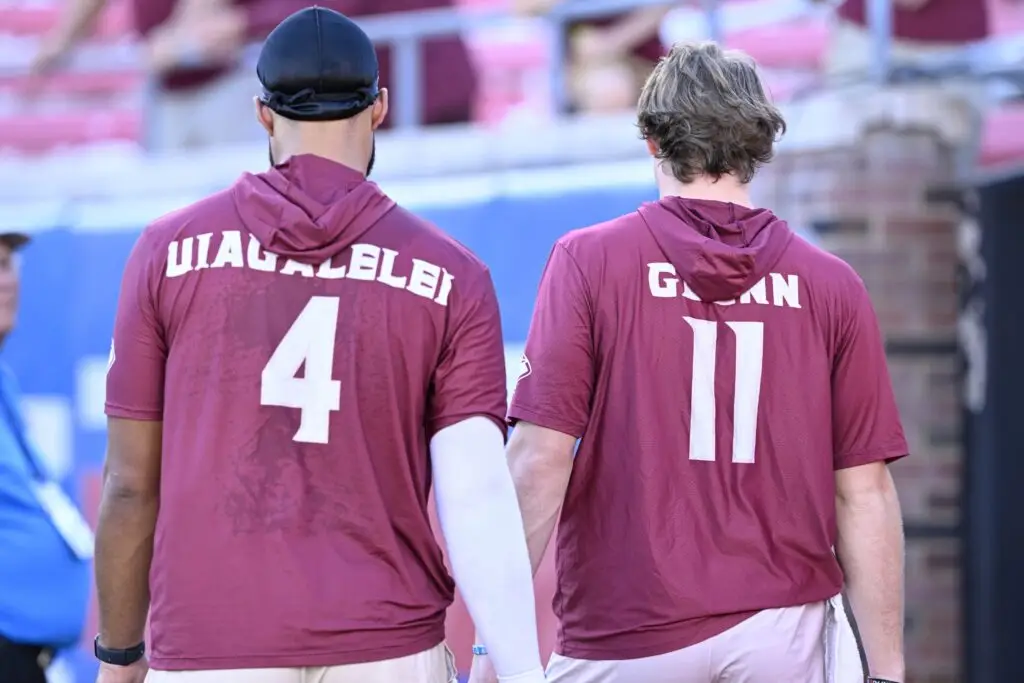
[
  {"xmin": 232, "ymin": 155, "xmax": 396, "ymax": 263},
  {"xmin": 639, "ymin": 197, "xmax": 794, "ymax": 303},
  {"xmin": 508, "ymin": 195, "xmax": 906, "ymax": 660},
  {"xmin": 105, "ymin": 153, "xmax": 508, "ymax": 670}
]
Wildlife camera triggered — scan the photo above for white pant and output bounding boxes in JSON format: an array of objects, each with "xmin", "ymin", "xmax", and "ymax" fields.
[
  {"xmin": 145, "ymin": 643, "xmax": 457, "ymax": 683},
  {"xmin": 546, "ymin": 595, "xmax": 865, "ymax": 683},
  {"xmin": 146, "ymin": 65, "xmax": 264, "ymax": 152}
]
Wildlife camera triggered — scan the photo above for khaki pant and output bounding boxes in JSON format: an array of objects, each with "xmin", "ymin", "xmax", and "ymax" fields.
[
  {"xmin": 146, "ymin": 643, "xmax": 457, "ymax": 683},
  {"xmin": 546, "ymin": 596, "xmax": 865, "ymax": 683},
  {"xmin": 147, "ymin": 65, "xmax": 264, "ymax": 152}
]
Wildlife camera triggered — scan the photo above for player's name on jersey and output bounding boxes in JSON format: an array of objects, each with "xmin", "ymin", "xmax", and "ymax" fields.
[
  {"xmin": 647, "ymin": 263, "xmax": 801, "ymax": 309},
  {"xmin": 165, "ymin": 232, "xmax": 453, "ymax": 306}
]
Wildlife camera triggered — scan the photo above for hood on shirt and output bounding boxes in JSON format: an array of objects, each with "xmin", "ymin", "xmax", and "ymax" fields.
[
  {"xmin": 638, "ymin": 196, "xmax": 794, "ymax": 302},
  {"xmin": 232, "ymin": 154, "xmax": 396, "ymax": 265}
]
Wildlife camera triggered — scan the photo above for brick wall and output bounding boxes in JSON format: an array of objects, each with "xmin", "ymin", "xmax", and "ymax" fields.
[{"xmin": 753, "ymin": 88, "xmax": 973, "ymax": 682}]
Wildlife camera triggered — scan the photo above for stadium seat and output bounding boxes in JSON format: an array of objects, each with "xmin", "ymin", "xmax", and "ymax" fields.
[
  {"xmin": 0, "ymin": 70, "xmax": 142, "ymax": 98},
  {"xmin": 990, "ymin": 0, "xmax": 1024, "ymax": 35},
  {"xmin": 0, "ymin": 0, "xmax": 131, "ymax": 39},
  {"xmin": 470, "ymin": 37, "xmax": 548, "ymax": 123},
  {"xmin": 728, "ymin": 17, "xmax": 829, "ymax": 70},
  {"xmin": 0, "ymin": 0, "xmax": 1020, "ymax": 165},
  {"xmin": 0, "ymin": 1, "xmax": 140, "ymax": 154},
  {"xmin": 0, "ymin": 109, "xmax": 141, "ymax": 154},
  {"xmin": 978, "ymin": 103, "xmax": 1024, "ymax": 167}
]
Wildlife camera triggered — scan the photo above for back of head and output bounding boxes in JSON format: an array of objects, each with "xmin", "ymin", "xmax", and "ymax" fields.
[
  {"xmin": 236, "ymin": 7, "xmax": 394, "ymax": 265},
  {"xmin": 257, "ymin": 7, "xmax": 380, "ymax": 123},
  {"xmin": 637, "ymin": 42, "xmax": 786, "ymax": 185},
  {"xmin": 255, "ymin": 6, "xmax": 388, "ymax": 174}
]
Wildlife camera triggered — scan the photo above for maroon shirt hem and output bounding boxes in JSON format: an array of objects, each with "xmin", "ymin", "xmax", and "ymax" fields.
[
  {"xmin": 507, "ymin": 404, "xmax": 585, "ymax": 440},
  {"xmin": 429, "ymin": 411, "xmax": 508, "ymax": 442},
  {"xmin": 148, "ymin": 629, "xmax": 444, "ymax": 671},
  {"xmin": 105, "ymin": 403, "xmax": 162, "ymax": 421},
  {"xmin": 557, "ymin": 611, "xmax": 756, "ymax": 661},
  {"xmin": 835, "ymin": 443, "xmax": 909, "ymax": 470},
  {"xmin": 556, "ymin": 587, "xmax": 843, "ymax": 661}
]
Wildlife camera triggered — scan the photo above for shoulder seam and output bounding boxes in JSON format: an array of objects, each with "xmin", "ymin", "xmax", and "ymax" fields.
[{"xmin": 554, "ymin": 240, "xmax": 596, "ymax": 318}]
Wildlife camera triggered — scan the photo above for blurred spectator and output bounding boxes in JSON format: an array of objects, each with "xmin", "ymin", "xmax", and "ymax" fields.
[
  {"xmin": 823, "ymin": 0, "xmax": 989, "ymax": 82},
  {"xmin": 31, "ymin": 0, "xmax": 364, "ymax": 151},
  {"xmin": 515, "ymin": 0, "xmax": 671, "ymax": 113},
  {"xmin": 354, "ymin": 0, "xmax": 479, "ymax": 126},
  {"xmin": 0, "ymin": 231, "xmax": 91, "ymax": 683}
]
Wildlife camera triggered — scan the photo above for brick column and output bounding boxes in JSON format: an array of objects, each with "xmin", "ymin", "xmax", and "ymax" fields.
[{"xmin": 754, "ymin": 88, "xmax": 976, "ymax": 683}]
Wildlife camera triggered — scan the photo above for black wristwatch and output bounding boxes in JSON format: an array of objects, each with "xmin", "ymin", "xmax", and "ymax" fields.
[{"xmin": 94, "ymin": 636, "xmax": 145, "ymax": 666}]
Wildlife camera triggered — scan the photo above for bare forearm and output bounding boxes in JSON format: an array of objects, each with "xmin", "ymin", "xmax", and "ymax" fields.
[
  {"xmin": 836, "ymin": 486, "xmax": 905, "ymax": 680},
  {"xmin": 95, "ymin": 490, "xmax": 157, "ymax": 648},
  {"xmin": 52, "ymin": 0, "xmax": 108, "ymax": 46},
  {"xmin": 509, "ymin": 457, "xmax": 570, "ymax": 575}
]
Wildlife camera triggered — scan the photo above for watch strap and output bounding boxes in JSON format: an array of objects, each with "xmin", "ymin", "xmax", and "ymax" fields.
[{"xmin": 93, "ymin": 636, "xmax": 145, "ymax": 666}]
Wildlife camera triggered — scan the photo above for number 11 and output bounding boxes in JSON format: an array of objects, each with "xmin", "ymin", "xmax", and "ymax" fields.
[{"xmin": 683, "ymin": 317, "xmax": 765, "ymax": 464}]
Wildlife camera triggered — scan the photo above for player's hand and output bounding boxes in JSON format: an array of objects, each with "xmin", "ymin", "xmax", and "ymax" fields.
[
  {"xmin": 571, "ymin": 28, "xmax": 623, "ymax": 63},
  {"xmin": 95, "ymin": 659, "xmax": 148, "ymax": 683},
  {"xmin": 467, "ymin": 653, "xmax": 499, "ymax": 683},
  {"xmin": 512, "ymin": 0, "xmax": 557, "ymax": 16},
  {"xmin": 146, "ymin": 5, "xmax": 244, "ymax": 73},
  {"xmin": 30, "ymin": 37, "xmax": 72, "ymax": 75}
]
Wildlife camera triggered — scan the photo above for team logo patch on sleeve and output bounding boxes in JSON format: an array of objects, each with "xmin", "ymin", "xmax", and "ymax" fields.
[
  {"xmin": 106, "ymin": 339, "xmax": 116, "ymax": 373},
  {"xmin": 516, "ymin": 354, "xmax": 532, "ymax": 385}
]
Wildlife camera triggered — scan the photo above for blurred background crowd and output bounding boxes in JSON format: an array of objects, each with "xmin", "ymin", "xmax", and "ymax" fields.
[
  {"xmin": 0, "ymin": 0, "xmax": 1019, "ymax": 154},
  {"xmin": 1, "ymin": 1, "xmax": 1023, "ymax": 682}
]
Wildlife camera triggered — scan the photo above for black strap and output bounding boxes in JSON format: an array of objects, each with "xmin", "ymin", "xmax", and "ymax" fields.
[{"xmin": 93, "ymin": 636, "xmax": 145, "ymax": 666}]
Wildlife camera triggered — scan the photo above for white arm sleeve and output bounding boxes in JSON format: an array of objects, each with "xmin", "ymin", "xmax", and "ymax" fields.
[{"xmin": 431, "ymin": 416, "xmax": 545, "ymax": 683}]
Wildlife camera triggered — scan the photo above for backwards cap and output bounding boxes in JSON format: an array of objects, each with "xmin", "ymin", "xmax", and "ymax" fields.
[{"xmin": 257, "ymin": 7, "xmax": 380, "ymax": 122}]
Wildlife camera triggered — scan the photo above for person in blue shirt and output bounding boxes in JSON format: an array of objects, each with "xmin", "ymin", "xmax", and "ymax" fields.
[{"xmin": 0, "ymin": 229, "xmax": 92, "ymax": 683}]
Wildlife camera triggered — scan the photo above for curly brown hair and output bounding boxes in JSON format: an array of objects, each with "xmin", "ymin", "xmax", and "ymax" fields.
[{"xmin": 637, "ymin": 42, "xmax": 786, "ymax": 184}]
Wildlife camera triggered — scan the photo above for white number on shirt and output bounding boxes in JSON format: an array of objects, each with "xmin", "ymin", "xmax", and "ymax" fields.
[
  {"xmin": 260, "ymin": 296, "xmax": 342, "ymax": 444},
  {"xmin": 683, "ymin": 317, "xmax": 765, "ymax": 464}
]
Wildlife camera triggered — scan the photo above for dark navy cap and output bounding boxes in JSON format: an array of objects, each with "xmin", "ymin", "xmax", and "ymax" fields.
[
  {"xmin": 257, "ymin": 6, "xmax": 380, "ymax": 122},
  {"xmin": 0, "ymin": 232, "xmax": 30, "ymax": 250}
]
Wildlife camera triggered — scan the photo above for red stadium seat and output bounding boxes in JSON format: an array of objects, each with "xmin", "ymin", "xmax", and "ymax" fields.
[
  {"xmin": 728, "ymin": 17, "xmax": 829, "ymax": 70},
  {"xmin": 0, "ymin": 109, "xmax": 141, "ymax": 154},
  {"xmin": 0, "ymin": 0, "xmax": 132, "ymax": 39},
  {"xmin": 978, "ymin": 103, "xmax": 1024, "ymax": 167},
  {"xmin": 470, "ymin": 38, "xmax": 548, "ymax": 123},
  {"xmin": 990, "ymin": 0, "xmax": 1024, "ymax": 35},
  {"xmin": 0, "ymin": 70, "xmax": 143, "ymax": 98}
]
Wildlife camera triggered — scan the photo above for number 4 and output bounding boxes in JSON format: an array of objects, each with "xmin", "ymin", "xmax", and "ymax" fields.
[
  {"xmin": 261, "ymin": 296, "xmax": 342, "ymax": 444},
  {"xmin": 683, "ymin": 317, "xmax": 764, "ymax": 464}
]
